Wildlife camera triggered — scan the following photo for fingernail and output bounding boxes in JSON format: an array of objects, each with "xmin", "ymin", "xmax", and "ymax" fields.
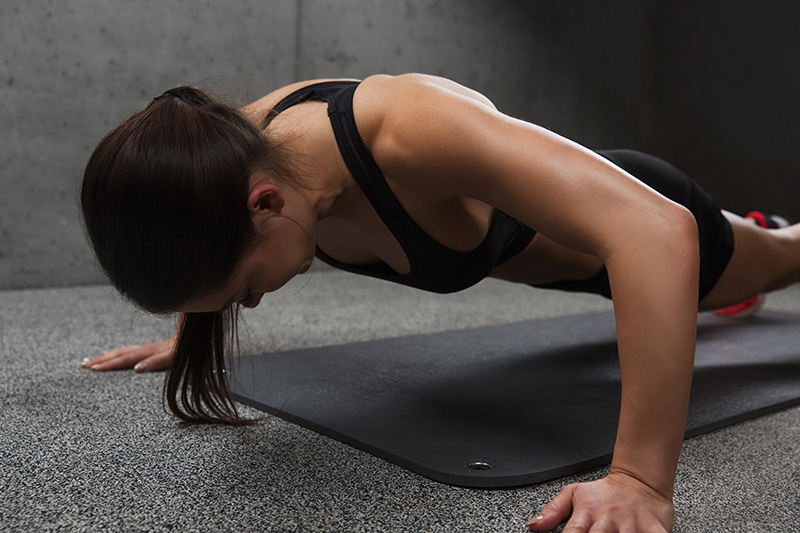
[
  {"xmin": 134, "ymin": 362, "xmax": 147, "ymax": 373},
  {"xmin": 525, "ymin": 515, "xmax": 544, "ymax": 527},
  {"xmin": 81, "ymin": 358, "xmax": 91, "ymax": 367}
]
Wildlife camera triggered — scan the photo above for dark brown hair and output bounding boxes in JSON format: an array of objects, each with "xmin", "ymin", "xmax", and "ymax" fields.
[{"xmin": 81, "ymin": 86, "xmax": 288, "ymax": 424}]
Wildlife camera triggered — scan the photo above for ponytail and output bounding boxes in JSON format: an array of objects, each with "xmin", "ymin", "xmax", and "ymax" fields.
[{"xmin": 165, "ymin": 309, "xmax": 258, "ymax": 425}]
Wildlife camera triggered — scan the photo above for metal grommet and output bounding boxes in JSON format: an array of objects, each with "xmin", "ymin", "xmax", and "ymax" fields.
[{"xmin": 466, "ymin": 461, "xmax": 494, "ymax": 471}]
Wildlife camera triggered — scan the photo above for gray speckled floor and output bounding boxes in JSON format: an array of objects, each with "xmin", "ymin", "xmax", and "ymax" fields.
[{"xmin": 1, "ymin": 268, "xmax": 799, "ymax": 532}]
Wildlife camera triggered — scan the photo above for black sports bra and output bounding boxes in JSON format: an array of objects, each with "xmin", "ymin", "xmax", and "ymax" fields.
[{"xmin": 270, "ymin": 80, "xmax": 536, "ymax": 294}]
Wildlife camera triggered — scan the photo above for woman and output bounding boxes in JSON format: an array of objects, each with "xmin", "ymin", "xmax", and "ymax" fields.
[{"xmin": 81, "ymin": 74, "xmax": 800, "ymax": 532}]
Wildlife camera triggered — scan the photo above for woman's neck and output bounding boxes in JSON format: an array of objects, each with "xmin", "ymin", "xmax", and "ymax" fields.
[{"xmin": 260, "ymin": 99, "xmax": 360, "ymax": 226}]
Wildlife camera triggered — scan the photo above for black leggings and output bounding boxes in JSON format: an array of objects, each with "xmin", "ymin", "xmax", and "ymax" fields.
[{"xmin": 531, "ymin": 149, "xmax": 734, "ymax": 302}]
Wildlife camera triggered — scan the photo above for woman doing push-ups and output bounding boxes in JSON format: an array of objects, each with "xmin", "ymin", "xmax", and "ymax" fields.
[{"xmin": 80, "ymin": 74, "xmax": 800, "ymax": 532}]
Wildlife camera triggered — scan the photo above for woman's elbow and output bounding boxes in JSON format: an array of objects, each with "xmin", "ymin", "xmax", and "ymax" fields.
[
  {"xmin": 665, "ymin": 204, "xmax": 699, "ymax": 256},
  {"xmin": 617, "ymin": 202, "xmax": 699, "ymax": 270},
  {"xmin": 652, "ymin": 203, "xmax": 700, "ymax": 278}
]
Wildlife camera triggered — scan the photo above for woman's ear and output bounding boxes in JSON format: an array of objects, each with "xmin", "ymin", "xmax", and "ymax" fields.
[{"xmin": 247, "ymin": 184, "xmax": 285, "ymax": 215}]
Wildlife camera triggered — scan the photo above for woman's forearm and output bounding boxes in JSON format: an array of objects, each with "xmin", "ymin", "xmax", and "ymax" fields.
[{"xmin": 603, "ymin": 215, "xmax": 700, "ymax": 496}]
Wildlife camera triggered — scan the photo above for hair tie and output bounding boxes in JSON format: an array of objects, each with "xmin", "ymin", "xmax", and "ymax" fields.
[{"xmin": 153, "ymin": 88, "xmax": 186, "ymax": 102}]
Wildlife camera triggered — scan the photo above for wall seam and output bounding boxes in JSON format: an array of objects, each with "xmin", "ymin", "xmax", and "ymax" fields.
[{"xmin": 293, "ymin": 0, "xmax": 303, "ymax": 81}]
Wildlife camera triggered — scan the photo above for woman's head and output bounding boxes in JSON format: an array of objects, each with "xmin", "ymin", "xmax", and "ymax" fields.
[
  {"xmin": 81, "ymin": 86, "xmax": 283, "ymax": 314},
  {"xmin": 81, "ymin": 86, "xmax": 296, "ymax": 425}
]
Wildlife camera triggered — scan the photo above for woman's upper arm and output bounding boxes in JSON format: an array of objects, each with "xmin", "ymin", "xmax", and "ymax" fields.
[{"xmin": 361, "ymin": 75, "xmax": 691, "ymax": 260}]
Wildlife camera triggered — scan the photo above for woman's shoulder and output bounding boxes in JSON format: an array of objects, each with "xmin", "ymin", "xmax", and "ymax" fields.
[
  {"xmin": 355, "ymin": 74, "xmax": 497, "ymax": 118},
  {"xmin": 364, "ymin": 73, "xmax": 493, "ymax": 99},
  {"xmin": 241, "ymin": 74, "xmax": 495, "ymax": 121},
  {"xmin": 353, "ymin": 74, "xmax": 499, "ymax": 156}
]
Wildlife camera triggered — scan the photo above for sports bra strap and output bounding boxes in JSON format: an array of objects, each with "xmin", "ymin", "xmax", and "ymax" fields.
[{"xmin": 271, "ymin": 81, "xmax": 424, "ymax": 274}]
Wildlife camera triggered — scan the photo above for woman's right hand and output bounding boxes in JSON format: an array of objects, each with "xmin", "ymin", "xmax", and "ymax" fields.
[{"xmin": 82, "ymin": 338, "xmax": 176, "ymax": 372}]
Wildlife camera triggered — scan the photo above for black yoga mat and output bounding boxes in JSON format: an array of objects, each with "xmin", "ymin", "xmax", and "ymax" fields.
[{"xmin": 230, "ymin": 311, "xmax": 800, "ymax": 488}]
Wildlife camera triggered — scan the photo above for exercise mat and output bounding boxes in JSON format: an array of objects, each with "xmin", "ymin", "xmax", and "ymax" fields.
[{"xmin": 230, "ymin": 311, "xmax": 800, "ymax": 488}]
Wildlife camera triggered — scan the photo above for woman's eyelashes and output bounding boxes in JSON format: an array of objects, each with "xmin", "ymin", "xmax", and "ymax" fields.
[{"xmin": 239, "ymin": 292, "xmax": 254, "ymax": 308}]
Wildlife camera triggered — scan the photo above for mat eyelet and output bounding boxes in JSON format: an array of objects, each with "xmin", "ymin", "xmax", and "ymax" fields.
[{"xmin": 466, "ymin": 461, "xmax": 494, "ymax": 471}]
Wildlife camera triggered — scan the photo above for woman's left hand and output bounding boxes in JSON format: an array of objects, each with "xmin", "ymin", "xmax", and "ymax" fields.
[
  {"xmin": 82, "ymin": 338, "xmax": 176, "ymax": 373},
  {"xmin": 526, "ymin": 471, "xmax": 674, "ymax": 532}
]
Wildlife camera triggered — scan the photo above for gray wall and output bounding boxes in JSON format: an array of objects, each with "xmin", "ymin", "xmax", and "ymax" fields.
[{"xmin": 2, "ymin": 1, "xmax": 797, "ymax": 290}]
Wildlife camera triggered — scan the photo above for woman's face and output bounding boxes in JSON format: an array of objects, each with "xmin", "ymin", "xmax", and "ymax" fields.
[{"xmin": 180, "ymin": 194, "xmax": 316, "ymax": 313}]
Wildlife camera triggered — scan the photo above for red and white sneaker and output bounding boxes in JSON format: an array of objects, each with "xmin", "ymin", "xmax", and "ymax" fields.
[
  {"xmin": 714, "ymin": 211, "xmax": 791, "ymax": 318},
  {"xmin": 743, "ymin": 211, "xmax": 791, "ymax": 230}
]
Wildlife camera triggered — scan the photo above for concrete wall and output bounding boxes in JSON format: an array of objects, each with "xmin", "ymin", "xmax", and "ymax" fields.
[
  {"xmin": 1, "ymin": 0, "xmax": 797, "ymax": 290},
  {"xmin": 2, "ymin": 0, "xmax": 299, "ymax": 290}
]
